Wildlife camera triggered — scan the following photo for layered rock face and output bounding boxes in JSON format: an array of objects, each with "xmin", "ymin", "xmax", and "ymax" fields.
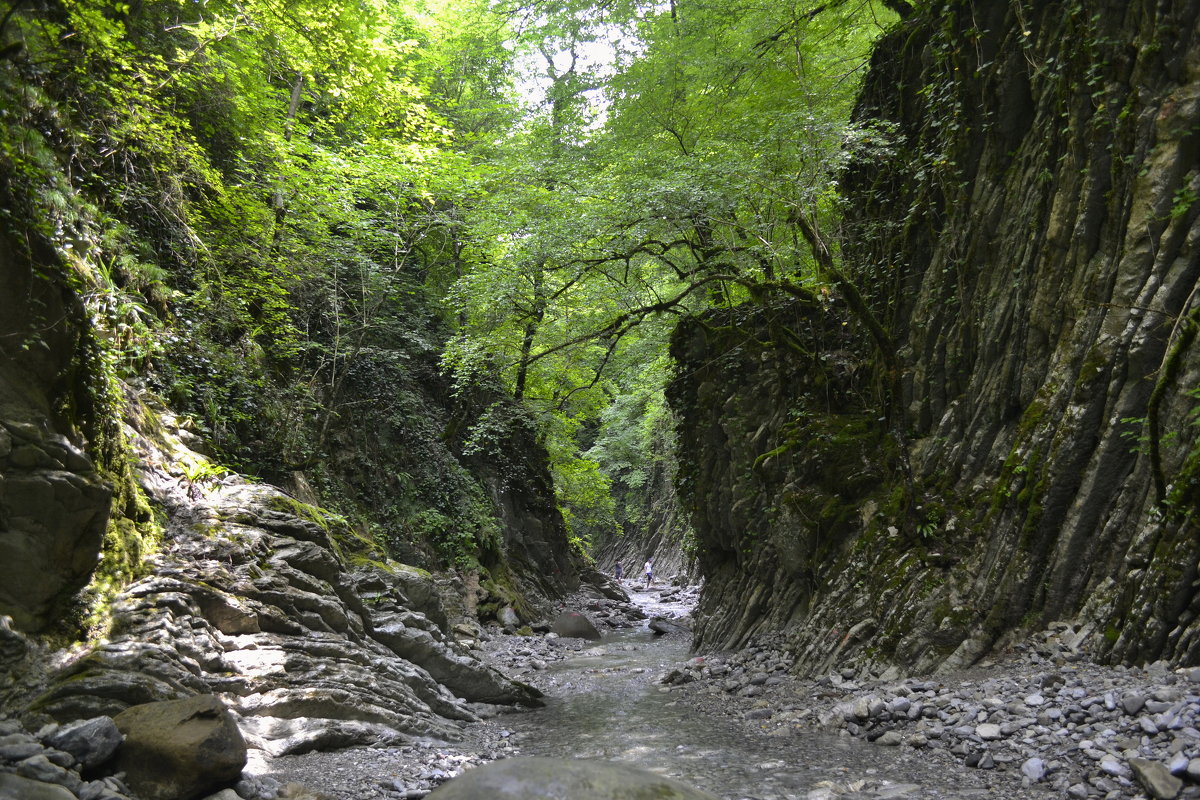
[
  {"xmin": 0, "ymin": 230, "xmax": 111, "ymax": 633},
  {"xmin": 24, "ymin": 402, "xmax": 539, "ymax": 756},
  {"xmin": 674, "ymin": 0, "xmax": 1200, "ymax": 673}
]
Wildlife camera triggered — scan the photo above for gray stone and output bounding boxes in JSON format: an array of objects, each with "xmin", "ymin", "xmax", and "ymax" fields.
[
  {"xmin": 875, "ymin": 731, "xmax": 903, "ymax": 746},
  {"xmin": 425, "ymin": 757, "xmax": 720, "ymax": 799},
  {"xmin": 1129, "ymin": 758, "xmax": 1183, "ymax": 800},
  {"xmin": 649, "ymin": 618, "xmax": 686, "ymax": 635},
  {"xmin": 10, "ymin": 444, "xmax": 59, "ymax": 469},
  {"xmin": 42, "ymin": 435, "xmax": 94, "ymax": 472},
  {"xmin": 0, "ymin": 468, "xmax": 111, "ymax": 632},
  {"xmin": 1021, "ymin": 757, "xmax": 1047, "ymax": 782},
  {"xmin": 77, "ymin": 781, "xmax": 108, "ymax": 800},
  {"xmin": 44, "ymin": 716, "xmax": 123, "ymax": 769},
  {"xmin": 113, "ymin": 694, "xmax": 246, "ymax": 800},
  {"xmin": 0, "ymin": 772, "xmax": 78, "ymax": 800},
  {"xmin": 15, "ymin": 755, "xmax": 81, "ymax": 790},
  {"xmin": 549, "ymin": 611, "xmax": 601, "ymax": 640},
  {"xmin": 975, "ymin": 723, "xmax": 1002, "ymax": 740},
  {"xmin": 497, "ymin": 606, "xmax": 521, "ymax": 628},
  {"xmin": 0, "ymin": 741, "xmax": 43, "ymax": 759},
  {"xmin": 235, "ymin": 775, "xmax": 282, "ymax": 799},
  {"xmin": 371, "ymin": 612, "xmax": 541, "ymax": 706},
  {"xmin": 1123, "ymin": 694, "xmax": 1146, "ymax": 715},
  {"xmin": 0, "ymin": 616, "xmax": 26, "ymax": 668}
]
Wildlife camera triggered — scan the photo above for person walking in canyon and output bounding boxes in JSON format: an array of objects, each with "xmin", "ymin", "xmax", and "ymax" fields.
[{"xmin": 643, "ymin": 558, "xmax": 653, "ymax": 588}]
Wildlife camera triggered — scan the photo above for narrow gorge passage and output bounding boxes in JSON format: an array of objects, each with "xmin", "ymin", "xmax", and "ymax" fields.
[{"xmin": 495, "ymin": 588, "xmax": 1050, "ymax": 800}]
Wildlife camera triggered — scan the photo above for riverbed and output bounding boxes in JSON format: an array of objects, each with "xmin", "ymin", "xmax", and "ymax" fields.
[
  {"xmin": 254, "ymin": 585, "xmax": 1055, "ymax": 800},
  {"xmin": 498, "ymin": 586, "xmax": 1051, "ymax": 800}
]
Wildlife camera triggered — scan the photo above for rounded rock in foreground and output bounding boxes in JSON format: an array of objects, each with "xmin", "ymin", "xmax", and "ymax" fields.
[{"xmin": 425, "ymin": 757, "xmax": 720, "ymax": 799}]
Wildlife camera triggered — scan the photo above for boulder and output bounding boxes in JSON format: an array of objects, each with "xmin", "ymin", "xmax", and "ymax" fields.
[
  {"xmin": 0, "ymin": 243, "xmax": 113, "ymax": 634},
  {"xmin": 43, "ymin": 716, "xmax": 123, "ymax": 769},
  {"xmin": 112, "ymin": 695, "xmax": 246, "ymax": 800},
  {"xmin": 1130, "ymin": 757, "xmax": 1183, "ymax": 800},
  {"xmin": 549, "ymin": 611, "xmax": 601, "ymax": 640},
  {"xmin": 371, "ymin": 612, "xmax": 542, "ymax": 706},
  {"xmin": 425, "ymin": 757, "xmax": 720, "ymax": 799},
  {"xmin": 649, "ymin": 617, "xmax": 687, "ymax": 636},
  {"xmin": 497, "ymin": 606, "xmax": 521, "ymax": 628},
  {"xmin": 0, "ymin": 466, "xmax": 111, "ymax": 633}
]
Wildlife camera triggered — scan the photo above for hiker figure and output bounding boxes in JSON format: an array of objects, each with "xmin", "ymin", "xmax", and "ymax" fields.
[
  {"xmin": 614, "ymin": 561, "xmax": 624, "ymax": 582},
  {"xmin": 643, "ymin": 559, "xmax": 653, "ymax": 588}
]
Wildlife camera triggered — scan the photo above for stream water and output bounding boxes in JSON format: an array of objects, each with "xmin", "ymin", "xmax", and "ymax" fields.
[
  {"xmin": 500, "ymin": 586, "xmax": 1042, "ymax": 800},
  {"xmin": 259, "ymin": 586, "xmax": 1050, "ymax": 799}
]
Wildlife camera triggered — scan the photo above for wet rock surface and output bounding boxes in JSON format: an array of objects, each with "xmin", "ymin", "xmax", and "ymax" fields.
[
  {"xmin": 423, "ymin": 756, "xmax": 721, "ymax": 799},
  {"xmin": 238, "ymin": 589, "xmax": 1200, "ymax": 800},
  {"xmin": 7, "ymin": 583, "xmax": 1200, "ymax": 800}
]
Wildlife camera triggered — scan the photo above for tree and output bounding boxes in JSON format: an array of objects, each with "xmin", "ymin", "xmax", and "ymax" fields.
[{"xmin": 442, "ymin": 0, "xmax": 897, "ymax": 551}]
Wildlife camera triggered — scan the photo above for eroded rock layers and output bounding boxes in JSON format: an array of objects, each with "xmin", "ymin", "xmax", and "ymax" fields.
[
  {"xmin": 21, "ymin": 405, "xmax": 541, "ymax": 757},
  {"xmin": 673, "ymin": 0, "xmax": 1200, "ymax": 672}
]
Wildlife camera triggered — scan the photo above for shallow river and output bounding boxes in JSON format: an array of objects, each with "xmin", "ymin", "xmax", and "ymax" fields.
[{"xmin": 501, "ymin": 587, "xmax": 1044, "ymax": 800}]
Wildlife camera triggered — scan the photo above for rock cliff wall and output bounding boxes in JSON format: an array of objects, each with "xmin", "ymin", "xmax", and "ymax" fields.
[
  {"xmin": 0, "ymin": 211, "xmax": 112, "ymax": 633},
  {"xmin": 673, "ymin": 0, "xmax": 1200, "ymax": 674}
]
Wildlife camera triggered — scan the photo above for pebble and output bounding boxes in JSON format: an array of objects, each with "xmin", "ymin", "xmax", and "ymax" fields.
[
  {"xmin": 975, "ymin": 723, "xmax": 1002, "ymax": 740},
  {"xmin": 1020, "ymin": 756, "xmax": 1046, "ymax": 781}
]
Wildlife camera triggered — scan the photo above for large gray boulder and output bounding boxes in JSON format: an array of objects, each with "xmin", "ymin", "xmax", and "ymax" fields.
[
  {"xmin": 112, "ymin": 695, "xmax": 246, "ymax": 800},
  {"xmin": 425, "ymin": 757, "xmax": 720, "ymax": 799},
  {"xmin": 549, "ymin": 610, "xmax": 601, "ymax": 640}
]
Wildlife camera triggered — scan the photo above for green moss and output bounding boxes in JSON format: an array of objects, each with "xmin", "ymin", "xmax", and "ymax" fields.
[
  {"xmin": 479, "ymin": 562, "xmax": 534, "ymax": 620},
  {"xmin": 70, "ymin": 408, "xmax": 165, "ymax": 642},
  {"xmin": 265, "ymin": 494, "xmax": 337, "ymax": 530}
]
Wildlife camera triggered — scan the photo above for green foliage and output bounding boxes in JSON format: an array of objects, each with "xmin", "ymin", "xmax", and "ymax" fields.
[
  {"xmin": 3, "ymin": 0, "xmax": 898, "ymax": 583},
  {"xmin": 438, "ymin": 0, "xmax": 895, "ymax": 556},
  {"xmin": 0, "ymin": 0, "xmax": 532, "ymax": 577}
]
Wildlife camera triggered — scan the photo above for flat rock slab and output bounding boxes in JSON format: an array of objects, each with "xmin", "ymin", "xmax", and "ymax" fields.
[{"xmin": 425, "ymin": 757, "xmax": 719, "ymax": 799}]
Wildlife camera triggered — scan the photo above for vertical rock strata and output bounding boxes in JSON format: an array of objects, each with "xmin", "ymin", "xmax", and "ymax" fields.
[{"xmin": 672, "ymin": 0, "xmax": 1200, "ymax": 672}]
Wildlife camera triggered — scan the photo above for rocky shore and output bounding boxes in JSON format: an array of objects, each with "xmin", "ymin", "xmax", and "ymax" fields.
[{"xmin": 658, "ymin": 625, "xmax": 1200, "ymax": 800}]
